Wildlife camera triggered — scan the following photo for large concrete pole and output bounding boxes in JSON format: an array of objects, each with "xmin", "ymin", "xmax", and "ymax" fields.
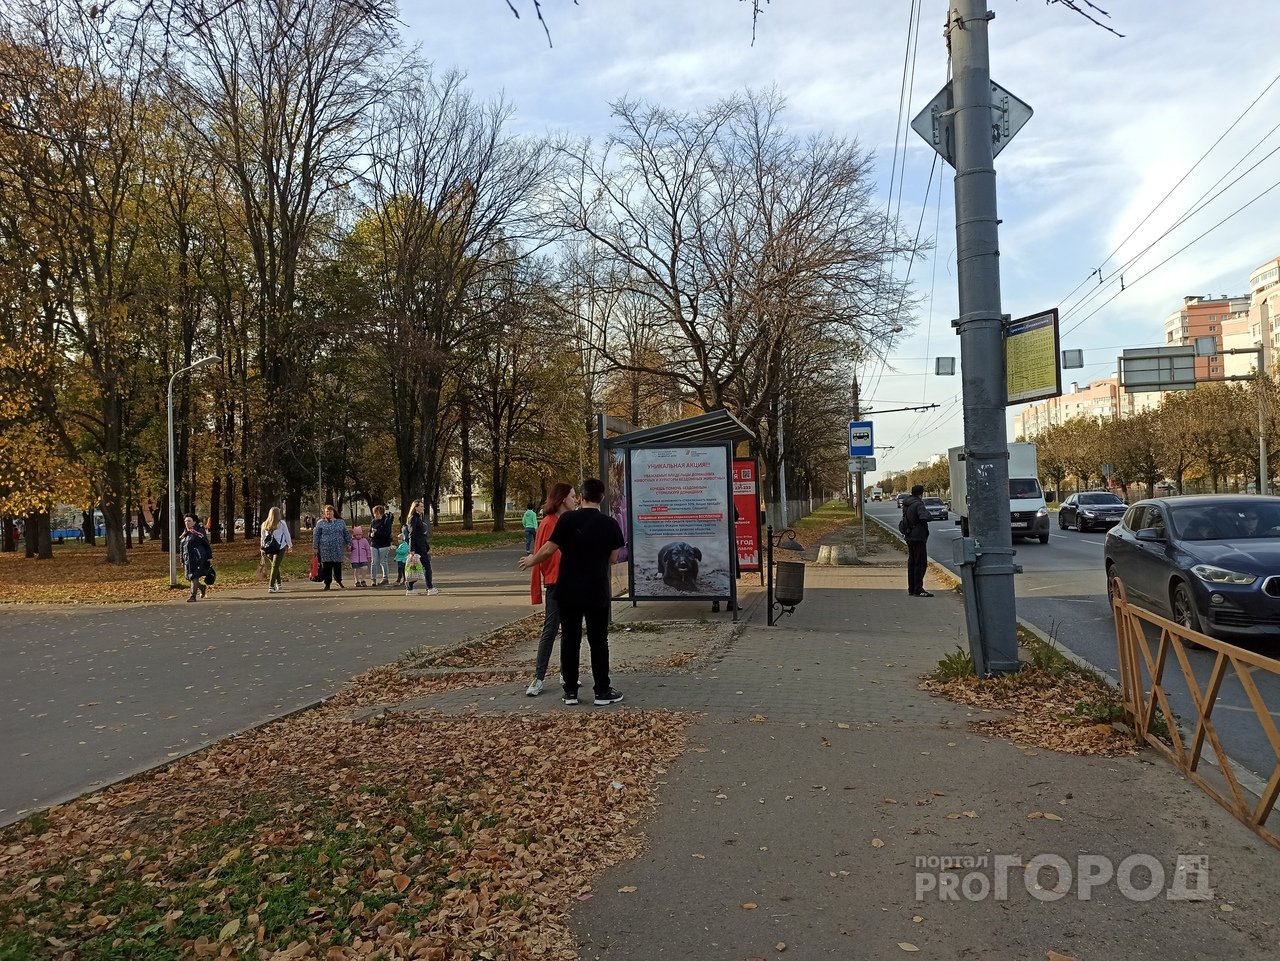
[{"xmin": 950, "ymin": 0, "xmax": 1020, "ymax": 673}]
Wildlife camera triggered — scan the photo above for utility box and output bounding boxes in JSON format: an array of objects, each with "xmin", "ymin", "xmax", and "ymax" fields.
[{"xmin": 948, "ymin": 441, "xmax": 1050, "ymax": 543}]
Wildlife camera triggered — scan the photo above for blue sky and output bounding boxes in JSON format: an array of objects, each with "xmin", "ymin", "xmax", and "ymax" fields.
[{"xmin": 400, "ymin": 1, "xmax": 1280, "ymax": 479}]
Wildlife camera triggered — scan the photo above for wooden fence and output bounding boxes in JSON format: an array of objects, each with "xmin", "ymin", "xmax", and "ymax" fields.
[{"xmin": 1111, "ymin": 578, "xmax": 1280, "ymax": 852}]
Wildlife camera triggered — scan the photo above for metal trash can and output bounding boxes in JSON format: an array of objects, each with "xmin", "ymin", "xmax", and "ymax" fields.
[{"xmin": 775, "ymin": 560, "xmax": 805, "ymax": 607}]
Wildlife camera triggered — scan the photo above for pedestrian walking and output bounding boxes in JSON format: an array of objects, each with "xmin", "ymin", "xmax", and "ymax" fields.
[
  {"xmin": 369, "ymin": 505, "xmax": 393, "ymax": 586},
  {"xmin": 406, "ymin": 499, "xmax": 439, "ymax": 595},
  {"xmin": 524, "ymin": 483, "xmax": 578, "ymax": 696},
  {"xmin": 179, "ymin": 514, "xmax": 213, "ymax": 602},
  {"xmin": 311, "ymin": 504, "xmax": 352, "ymax": 590},
  {"xmin": 259, "ymin": 506, "xmax": 293, "ymax": 594},
  {"xmin": 394, "ymin": 535, "xmax": 410, "ymax": 587},
  {"xmin": 350, "ymin": 525, "xmax": 372, "ymax": 587},
  {"xmin": 901, "ymin": 484, "xmax": 934, "ymax": 597},
  {"xmin": 518, "ymin": 477, "xmax": 625, "ymax": 706},
  {"xmin": 522, "ymin": 502, "xmax": 538, "ymax": 553}
]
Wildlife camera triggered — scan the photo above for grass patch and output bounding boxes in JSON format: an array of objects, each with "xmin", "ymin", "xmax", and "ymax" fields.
[
  {"xmin": 0, "ymin": 523, "xmax": 521, "ymax": 605},
  {"xmin": 934, "ymin": 646, "xmax": 976, "ymax": 681},
  {"xmin": 0, "ymin": 672, "xmax": 693, "ymax": 960}
]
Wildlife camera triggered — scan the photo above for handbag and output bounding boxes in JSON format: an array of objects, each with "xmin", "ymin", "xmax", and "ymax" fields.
[
  {"xmin": 309, "ymin": 552, "xmax": 321, "ymax": 582},
  {"xmin": 205, "ymin": 566, "xmax": 217, "ymax": 585},
  {"xmin": 255, "ymin": 558, "xmax": 266, "ymax": 581}
]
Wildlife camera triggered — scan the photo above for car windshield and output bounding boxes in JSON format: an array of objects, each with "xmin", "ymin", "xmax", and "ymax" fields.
[
  {"xmin": 1009, "ymin": 479, "xmax": 1042, "ymax": 499},
  {"xmin": 1170, "ymin": 504, "xmax": 1280, "ymax": 540},
  {"xmin": 1080, "ymin": 493, "xmax": 1123, "ymax": 505},
  {"xmin": 924, "ymin": 498, "xmax": 943, "ymax": 506}
]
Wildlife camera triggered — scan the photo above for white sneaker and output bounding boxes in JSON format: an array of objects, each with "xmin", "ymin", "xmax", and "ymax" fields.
[
  {"xmin": 405, "ymin": 589, "xmax": 418, "ymax": 596},
  {"xmin": 427, "ymin": 587, "xmax": 440, "ymax": 596},
  {"xmin": 268, "ymin": 586, "xmax": 279, "ymax": 593},
  {"xmin": 526, "ymin": 677, "xmax": 543, "ymax": 697}
]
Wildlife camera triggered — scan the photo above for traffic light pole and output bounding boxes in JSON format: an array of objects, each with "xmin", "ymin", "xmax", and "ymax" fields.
[{"xmin": 948, "ymin": 0, "xmax": 1020, "ymax": 674}]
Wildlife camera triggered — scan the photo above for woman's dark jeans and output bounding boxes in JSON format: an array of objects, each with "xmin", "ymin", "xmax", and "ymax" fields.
[{"xmin": 534, "ymin": 583, "xmax": 561, "ymax": 680}]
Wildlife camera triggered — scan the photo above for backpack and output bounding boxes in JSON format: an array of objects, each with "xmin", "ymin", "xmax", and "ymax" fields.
[
  {"xmin": 262, "ymin": 530, "xmax": 283, "ymax": 556},
  {"xmin": 898, "ymin": 510, "xmax": 913, "ymax": 537}
]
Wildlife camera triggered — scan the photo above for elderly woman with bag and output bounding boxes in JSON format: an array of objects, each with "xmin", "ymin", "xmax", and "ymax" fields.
[
  {"xmin": 311, "ymin": 504, "xmax": 352, "ymax": 590},
  {"xmin": 179, "ymin": 514, "xmax": 213, "ymax": 602}
]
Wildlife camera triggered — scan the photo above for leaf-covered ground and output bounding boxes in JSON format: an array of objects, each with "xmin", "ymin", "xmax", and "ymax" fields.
[
  {"xmin": 0, "ymin": 529, "xmax": 522, "ymax": 606},
  {"xmin": 0, "ymin": 664, "xmax": 692, "ymax": 960},
  {"xmin": 920, "ymin": 654, "xmax": 1139, "ymax": 758}
]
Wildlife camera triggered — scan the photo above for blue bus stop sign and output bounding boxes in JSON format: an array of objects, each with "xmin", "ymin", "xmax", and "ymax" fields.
[{"xmin": 848, "ymin": 421, "xmax": 873, "ymax": 457}]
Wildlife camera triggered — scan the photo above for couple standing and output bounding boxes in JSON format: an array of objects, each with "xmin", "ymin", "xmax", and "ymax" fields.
[{"xmin": 518, "ymin": 478, "xmax": 624, "ymax": 706}]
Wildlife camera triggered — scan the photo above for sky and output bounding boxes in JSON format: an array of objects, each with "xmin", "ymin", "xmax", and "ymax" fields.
[{"xmin": 398, "ymin": 0, "xmax": 1280, "ymax": 481}]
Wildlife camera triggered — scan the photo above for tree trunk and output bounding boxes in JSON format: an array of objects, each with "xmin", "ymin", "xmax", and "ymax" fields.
[
  {"xmin": 124, "ymin": 494, "xmax": 134, "ymax": 549},
  {"xmin": 209, "ymin": 473, "xmax": 223, "ymax": 543},
  {"xmin": 243, "ymin": 473, "xmax": 253, "ymax": 538},
  {"xmin": 460, "ymin": 396, "xmax": 474, "ymax": 530},
  {"xmin": 286, "ymin": 482, "xmax": 303, "ymax": 537},
  {"xmin": 83, "ymin": 508, "xmax": 96, "ymax": 546},
  {"xmin": 25, "ymin": 511, "xmax": 38, "ymax": 557},
  {"xmin": 1, "ymin": 516, "xmax": 14, "ymax": 553},
  {"xmin": 36, "ymin": 511, "xmax": 52, "ymax": 560}
]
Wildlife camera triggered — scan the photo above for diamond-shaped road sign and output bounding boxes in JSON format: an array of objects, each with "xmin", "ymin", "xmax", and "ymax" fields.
[{"xmin": 910, "ymin": 79, "xmax": 1032, "ymax": 168}]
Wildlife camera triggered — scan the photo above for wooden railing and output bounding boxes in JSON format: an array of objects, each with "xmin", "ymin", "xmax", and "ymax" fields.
[{"xmin": 1111, "ymin": 578, "xmax": 1280, "ymax": 852}]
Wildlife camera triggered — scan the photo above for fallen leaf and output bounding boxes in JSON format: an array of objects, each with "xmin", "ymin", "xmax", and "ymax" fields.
[
  {"xmin": 1220, "ymin": 904, "xmax": 1234, "ymax": 912},
  {"xmin": 218, "ymin": 918, "xmax": 240, "ymax": 940},
  {"xmin": 1027, "ymin": 812, "xmax": 1044, "ymax": 819},
  {"xmin": 742, "ymin": 902, "xmax": 758, "ymax": 909},
  {"xmin": 694, "ymin": 747, "xmax": 711, "ymax": 753},
  {"xmin": 393, "ymin": 873, "xmax": 411, "ymax": 892},
  {"xmin": 617, "ymin": 886, "xmax": 637, "ymax": 893},
  {"xmin": 912, "ymin": 916, "xmax": 923, "ymax": 923},
  {"xmin": 776, "ymin": 942, "xmax": 787, "ymax": 951},
  {"xmin": 946, "ymin": 813, "xmax": 961, "ymax": 820},
  {"xmin": 1043, "ymin": 813, "xmax": 1063, "ymax": 821},
  {"xmin": 930, "ymin": 789, "xmax": 946, "ymax": 796},
  {"xmin": 963, "ymin": 811, "xmax": 978, "ymax": 818},
  {"xmin": 1046, "ymin": 952, "xmax": 1078, "ymax": 961},
  {"xmin": 692, "ymin": 853, "xmax": 705, "ymax": 859},
  {"xmin": 871, "ymin": 838, "xmax": 885, "ymax": 848},
  {"xmin": 884, "ymin": 797, "xmax": 898, "ymax": 804},
  {"xmin": 899, "ymin": 944, "xmax": 920, "ymax": 952}
]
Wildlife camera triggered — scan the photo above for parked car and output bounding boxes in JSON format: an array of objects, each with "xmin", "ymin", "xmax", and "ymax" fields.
[
  {"xmin": 1058, "ymin": 491, "xmax": 1126, "ymax": 531},
  {"xmin": 1104, "ymin": 494, "xmax": 1280, "ymax": 641},
  {"xmin": 922, "ymin": 497, "xmax": 949, "ymax": 522}
]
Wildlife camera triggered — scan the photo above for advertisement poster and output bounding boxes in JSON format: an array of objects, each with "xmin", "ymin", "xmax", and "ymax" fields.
[
  {"xmin": 732, "ymin": 459, "xmax": 761, "ymax": 572},
  {"xmin": 628, "ymin": 446, "xmax": 732, "ymax": 599}
]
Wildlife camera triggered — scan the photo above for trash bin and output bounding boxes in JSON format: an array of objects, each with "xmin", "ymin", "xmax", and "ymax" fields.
[{"xmin": 775, "ymin": 559, "xmax": 805, "ymax": 607}]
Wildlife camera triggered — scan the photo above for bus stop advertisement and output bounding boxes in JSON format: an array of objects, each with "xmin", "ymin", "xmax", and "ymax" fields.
[{"xmin": 624, "ymin": 444, "xmax": 738, "ymax": 617}]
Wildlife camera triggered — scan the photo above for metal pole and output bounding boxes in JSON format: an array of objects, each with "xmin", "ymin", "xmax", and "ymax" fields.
[
  {"xmin": 949, "ymin": 0, "xmax": 1020, "ymax": 674},
  {"xmin": 167, "ymin": 372, "xmax": 178, "ymax": 588},
  {"xmin": 1258, "ymin": 349, "xmax": 1268, "ymax": 496},
  {"xmin": 766, "ymin": 525, "xmax": 775, "ymax": 627},
  {"xmin": 167, "ymin": 356, "xmax": 221, "ymax": 589},
  {"xmin": 778, "ymin": 398, "xmax": 788, "ymax": 528}
]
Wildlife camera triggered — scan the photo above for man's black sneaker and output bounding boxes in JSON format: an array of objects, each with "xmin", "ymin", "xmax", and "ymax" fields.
[
  {"xmin": 594, "ymin": 689, "xmax": 624, "ymax": 705},
  {"xmin": 562, "ymin": 693, "xmax": 579, "ymax": 705},
  {"xmin": 916, "ymin": 590, "xmax": 935, "ymax": 598}
]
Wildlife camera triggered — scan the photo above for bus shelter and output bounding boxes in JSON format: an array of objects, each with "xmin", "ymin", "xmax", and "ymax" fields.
[{"xmin": 599, "ymin": 410, "xmax": 758, "ymax": 618}]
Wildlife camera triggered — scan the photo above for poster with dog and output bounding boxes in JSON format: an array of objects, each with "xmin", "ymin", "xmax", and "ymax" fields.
[{"xmin": 627, "ymin": 445, "xmax": 733, "ymax": 600}]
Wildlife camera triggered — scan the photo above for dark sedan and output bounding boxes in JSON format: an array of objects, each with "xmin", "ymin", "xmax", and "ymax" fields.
[
  {"xmin": 1059, "ymin": 491, "xmax": 1127, "ymax": 531},
  {"xmin": 922, "ymin": 497, "xmax": 949, "ymax": 522},
  {"xmin": 1104, "ymin": 494, "xmax": 1280, "ymax": 641}
]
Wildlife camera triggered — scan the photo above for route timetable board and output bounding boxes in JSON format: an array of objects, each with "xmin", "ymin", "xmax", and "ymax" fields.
[{"xmin": 1005, "ymin": 308, "xmax": 1062, "ymax": 406}]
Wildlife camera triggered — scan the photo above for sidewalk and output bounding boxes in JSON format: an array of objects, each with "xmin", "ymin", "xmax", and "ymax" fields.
[{"xmin": 412, "ymin": 540, "xmax": 1280, "ymax": 959}]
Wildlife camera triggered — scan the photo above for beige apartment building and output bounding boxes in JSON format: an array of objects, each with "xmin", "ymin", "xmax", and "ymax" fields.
[
  {"xmin": 1012, "ymin": 377, "xmax": 1165, "ymax": 438},
  {"xmin": 1163, "ymin": 294, "xmax": 1251, "ymax": 379}
]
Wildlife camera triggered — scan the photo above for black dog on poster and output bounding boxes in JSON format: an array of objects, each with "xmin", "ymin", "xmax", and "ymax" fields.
[{"xmin": 657, "ymin": 541, "xmax": 702, "ymax": 590}]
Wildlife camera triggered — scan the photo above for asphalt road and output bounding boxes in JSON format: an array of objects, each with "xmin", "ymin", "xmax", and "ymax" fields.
[
  {"xmin": 0, "ymin": 543, "xmax": 534, "ymax": 826},
  {"xmin": 866, "ymin": 500, "xmax": 1280, "ymax": 782}
]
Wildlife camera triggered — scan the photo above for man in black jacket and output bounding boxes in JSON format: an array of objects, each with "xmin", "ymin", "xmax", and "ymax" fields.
[{"xmin": 902, "ymin": 484, "xmax": 933, "ymax": 597}]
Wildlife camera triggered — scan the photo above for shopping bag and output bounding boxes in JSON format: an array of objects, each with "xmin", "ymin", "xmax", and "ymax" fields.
[
  {"xmin": 309, "ymin": 552, "xmax": 321, "ymax": 582},
  {"xmin": 255, "ymin": 559, "xmax": 266, "ymax": 582}
]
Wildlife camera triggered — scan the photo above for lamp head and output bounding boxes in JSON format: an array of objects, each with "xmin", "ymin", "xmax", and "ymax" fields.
[{"xmin": 197, "ymin": 355, "xmax": 221, "ymax": 367}]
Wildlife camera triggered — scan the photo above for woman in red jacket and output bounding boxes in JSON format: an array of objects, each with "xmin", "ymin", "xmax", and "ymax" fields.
[{"xmin": 525, "ymin": 482, "xmax": 577, "ymax": 696}]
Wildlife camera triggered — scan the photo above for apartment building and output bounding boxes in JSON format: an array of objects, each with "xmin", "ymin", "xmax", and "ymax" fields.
[
  {"xmin": 1012, "ymin": 376, "xmax": 1166, "ymax": 437},
  {"xmin": 1163, "ymin": 294, "xmax": 1250, "ymax": 379},
  {"xmin": 1247, "ymin": 255, "xmax": 1280, "ymax": 369}
]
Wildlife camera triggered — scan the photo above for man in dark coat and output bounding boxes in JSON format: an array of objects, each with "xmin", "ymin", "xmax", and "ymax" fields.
[{"xmin": 902, "ymin": 484, "xmax": 934, "ymax": 597}]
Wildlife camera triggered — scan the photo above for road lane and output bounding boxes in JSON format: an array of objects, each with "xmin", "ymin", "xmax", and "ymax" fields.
[{"xmin": 866, "ymin": 500, "xmax": 1280, "ymax": 781}]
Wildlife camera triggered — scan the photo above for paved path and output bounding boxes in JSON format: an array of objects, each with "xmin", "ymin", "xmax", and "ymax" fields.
[
  {"xmin": 416, "ymin": 557, "xmax": 1280, "ymax": 959},
  {"xmin": 0, "ymin": 544, "xmax": 539, "ymax": 824}
]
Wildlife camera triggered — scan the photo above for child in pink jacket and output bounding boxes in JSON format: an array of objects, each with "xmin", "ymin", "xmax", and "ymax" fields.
[{"xmin": 350, "ymin": 526, "xmax": 373, "ymax": 587}]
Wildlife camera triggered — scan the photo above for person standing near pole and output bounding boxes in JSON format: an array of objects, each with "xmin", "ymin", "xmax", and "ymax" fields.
[
  {"xmin": 179, "ymin": 514, "xmax": 213, "ymax": 602},
  {"xmin": 902, "ymin": 484, "xmax": 933, "ymax": 597},
  {"xmin": 312, "ymin": 504, "xmax": 351, "ymax": 590},
  {"xmin": 519, "ymin": 478, "xmax": 624, "ymax": 706}
]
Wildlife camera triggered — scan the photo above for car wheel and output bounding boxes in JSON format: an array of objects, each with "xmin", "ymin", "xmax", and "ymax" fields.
[
  {"xmin": 1171, "ymin": 581, "xmax": 1208, "ymax": 648},
  {"xmin": 1038, "ymin": 532, "xmax": 1049, "ymax": 544},
  {"xmin": 1058, "ymin": 513, "xmax": 1067, "ymax": 530}
]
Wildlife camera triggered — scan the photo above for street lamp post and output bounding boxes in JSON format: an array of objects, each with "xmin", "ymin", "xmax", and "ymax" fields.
[{"xmin": 168, "ymin": 356, "xmax": 221, "ymax": 587}]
